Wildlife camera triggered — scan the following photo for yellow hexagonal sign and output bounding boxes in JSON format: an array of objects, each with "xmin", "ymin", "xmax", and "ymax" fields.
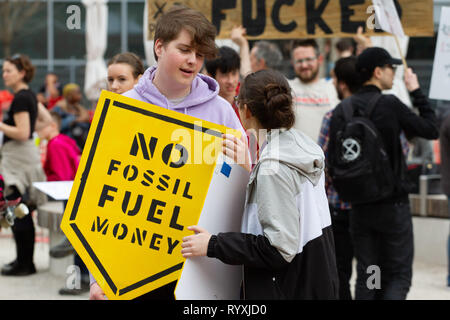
[{"xmin": 60, "ymin": 90, "xmax": 241, "ymax": 300}]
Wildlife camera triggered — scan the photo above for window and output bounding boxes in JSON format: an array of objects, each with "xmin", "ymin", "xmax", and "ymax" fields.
[
  {"xmin": 54, "ymin": 2, "xmax": 86, "ymax": 59},
  {"xmin": 127, "ymin": 2, "xmax": 145, "ymax": 60},
  {"xmin": 105, "ymin": 2, "xmax": 122, "ymax": 59}
]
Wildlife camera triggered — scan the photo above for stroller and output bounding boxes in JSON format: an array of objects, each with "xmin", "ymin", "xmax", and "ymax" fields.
[{"xmin": 0, "ymin": 174, "xmax": 29, "ymax": 228}]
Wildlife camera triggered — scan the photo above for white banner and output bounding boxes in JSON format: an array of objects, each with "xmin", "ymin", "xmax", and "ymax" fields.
[
  {"xmin": 429, "ymin": 7, "xmax": 450, "ymax": 101},
  {"xmin": 372, "ymin": 0, "xmax": 406, "ymax": 37}
]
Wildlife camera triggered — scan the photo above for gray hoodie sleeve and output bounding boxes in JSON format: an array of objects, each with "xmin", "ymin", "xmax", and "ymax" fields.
[{"xmin": 255, "ymin": 160, "xmax": 300, "ymax": 263}]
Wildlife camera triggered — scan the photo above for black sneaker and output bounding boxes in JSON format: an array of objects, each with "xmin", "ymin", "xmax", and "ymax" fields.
[{"xmin": 1, "ymin": 261, "xmax": 36, "ymax": 276}]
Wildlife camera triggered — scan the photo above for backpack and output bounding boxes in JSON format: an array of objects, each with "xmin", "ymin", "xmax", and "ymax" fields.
[{"xmin": 327, "ymin": 94, "xmax": 395, "ymax": 205}]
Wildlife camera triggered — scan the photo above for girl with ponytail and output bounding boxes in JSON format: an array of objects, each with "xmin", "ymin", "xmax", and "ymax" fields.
[{"xmin": 181, "ymin": 69, "xmax": 339, "ymax": 299}]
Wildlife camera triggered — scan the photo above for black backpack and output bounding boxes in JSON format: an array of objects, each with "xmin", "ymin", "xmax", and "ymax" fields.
[{"xmin": 327, "ymin": 94, "xmax": 395, "ymax": 205}]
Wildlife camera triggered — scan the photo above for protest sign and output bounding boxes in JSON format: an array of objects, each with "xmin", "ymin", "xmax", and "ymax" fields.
[
  {"xmin": 175, "ymin": 153, "xmax": 249, "ymax": 300},
  {"xmin": 147, "ymin": 0, "xmax": 433, "ymax": 40},
  {"xmin": 60, "ymin": 91, "xmax": 242, "ymax": 300},
  {"xmin": 371, "ymin": 0, "xmax": 407, "ymax": 68},
  {"xmin": 372, "ymin": 0, "xmax": 405, "ymax": 37},
  {"xmin": 429, "ymin": 7, "xmax": 450, "ymax": 101}
]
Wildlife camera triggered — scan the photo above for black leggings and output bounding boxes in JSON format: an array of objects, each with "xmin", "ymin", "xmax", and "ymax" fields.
[{"xmin": 7, "ymin": 185, "xmax": 35, "ymax": 266}]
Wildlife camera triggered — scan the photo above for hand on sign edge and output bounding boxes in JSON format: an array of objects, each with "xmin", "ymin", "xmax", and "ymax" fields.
[
  {"xmin": 222, "ymin": 133, "xmax": 252, "ymax": 173},
  {"xmin": 89, "ymin": 282, "xmax": 107, "ymax": 300},
  {"xmin": 181, "ymin": 225, "xmax": 211, "ymax": 258}
]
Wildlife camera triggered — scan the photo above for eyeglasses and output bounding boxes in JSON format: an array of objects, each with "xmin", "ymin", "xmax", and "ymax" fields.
[{"xmin": 294, "ymin": 56, "xmax": 318, "ymax": 65}]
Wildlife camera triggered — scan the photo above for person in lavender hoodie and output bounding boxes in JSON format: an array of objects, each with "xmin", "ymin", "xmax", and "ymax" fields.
[{"xmin": 89, "ymin": 5, "xmax": 247, "ymax": 300}]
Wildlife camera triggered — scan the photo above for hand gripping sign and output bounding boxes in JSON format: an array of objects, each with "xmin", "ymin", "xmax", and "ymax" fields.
[{"xmin": 60, "ymin": 91, "xmax": 242, "ymax": 300}]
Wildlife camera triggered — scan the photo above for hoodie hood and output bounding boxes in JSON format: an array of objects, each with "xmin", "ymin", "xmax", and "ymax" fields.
[
  {"xmin": 253, "ymin": 128, "xmax": 325, "ymax": 186},
  {"xmin": 130, "ymin": 66, "xmax": 220, "ymax": 112}
]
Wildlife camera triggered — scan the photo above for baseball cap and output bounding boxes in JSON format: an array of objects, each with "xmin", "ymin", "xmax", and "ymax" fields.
[{"xmin": 356, "ymin": 47, "xmax": 402, "ymax": 73}]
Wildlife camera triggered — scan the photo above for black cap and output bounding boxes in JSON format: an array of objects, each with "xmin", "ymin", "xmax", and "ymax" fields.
[{"xmin": 356, "ymin": 47, "xmax": 402, "ymax": 73}]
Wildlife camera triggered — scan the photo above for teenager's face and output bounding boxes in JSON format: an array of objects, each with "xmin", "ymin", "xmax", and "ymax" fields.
[
  {"xmin": 2, "ymin": 61, "xmax": 25, "ymax": 89},
  {"xmin": 216, "ymin": 69, "xmax": 239, "ymax": 103},
  {"xmin": 108, "ymin": 63, "xmax": 139, "ymax": 94},
  {"xmin": 292, "ymin": 46, "xmax": 321, "ymax": 83},
  {"xmin": 155, "ymin": 29, "xmax": 205, "ymax": 92}
]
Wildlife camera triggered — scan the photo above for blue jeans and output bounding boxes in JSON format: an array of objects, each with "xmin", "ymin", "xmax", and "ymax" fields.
[{"xmin": 350, "ymin": 201, "xmax": 414, "ymax": 300}]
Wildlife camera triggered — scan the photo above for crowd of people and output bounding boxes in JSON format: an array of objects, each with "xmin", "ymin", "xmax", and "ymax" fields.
[{"xmin": 0, "ymin": 5, "xmax": 449, "ymax": 301}]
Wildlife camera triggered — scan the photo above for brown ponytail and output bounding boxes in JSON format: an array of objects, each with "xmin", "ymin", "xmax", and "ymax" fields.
[{"xmin": 238, "ymin": 69, "xmax": 295, "ymax": 130}]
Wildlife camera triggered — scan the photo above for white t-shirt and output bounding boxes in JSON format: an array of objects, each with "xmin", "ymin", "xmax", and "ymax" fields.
[{"xmin": 288, "ymin": 77, "xmax": 340, "ymax": 143}]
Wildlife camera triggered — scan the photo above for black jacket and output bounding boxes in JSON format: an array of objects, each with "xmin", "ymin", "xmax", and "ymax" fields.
[
  {"xmin": 207, "ymin": 227, "xmax": 338, "ymax": 300},
  {"xmin": 440, "ymin": 114, "xmax": 450, "ymax": 195},
  {"xmin": 329, "ymin": 85, "xmax": 439, "ymax": 204}
]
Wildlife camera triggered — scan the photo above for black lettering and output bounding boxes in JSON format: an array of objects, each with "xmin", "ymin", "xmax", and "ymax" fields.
[
  {"xmin": 167, "ymin": 237, "xmax": 180, "ymax": 254},
  {"xmin": 169, "ymin": 206, "xmax": 184, "ymax": 231},
  {"xmin": 141, "ymin": 170, "xmax": 155, "ymax": 187},
  {"xmin": 162, "ymin": 144, "xmax": 189, "ymax": 169},
  {"xmin": 183, "ymin": 182, "xmax": 193, "ymax": 200},
  {"xmin": 130, "ymin": 133, "xmax": 158, "ymax": 160},
  {"xmin": 157, "ymin": 174, "xmax": 170, "ymax": 192},
  {"xmin": 306, "ymin": 0, "xmax": 333, "ymax": 34},
  {"xmin": 98, "ymin": 184, "xmax": 117, "ymax": 207},
  {"xmin": 172, "ymin": 179, "xmax": 180, "ymax": 195},
  {"xmin": 394, "ymin": 0, "xmax": 403, "ymax": 19},
  {"xmin": 91, "ymin": 216, "xmax": 109, "ymax": 235},
  {"xmin": 272, "ymin": 0, "xmax": 297, "ymax": 33},
  {"xmin": 107, "ymin": 159, "xmax": 121, "ymax": 175},
  {"xmin": 121, "ymin": 191, "xmax": 143, "ymax": 216},
  {"xmin": 147, "ymin": 199, "xmax": 166, "ymax": 224},
  {"xmin": 340, "ymin": 0, "xmax": 365, "ymax": 33},
  {"xmin": 242, "ymin": 0, "xmax": 266, "ymax": 36},
  {"xmin": 112, "ymin": 223, "xmax": 128, "ymax": 240},
  {"xmin": 153, "ymin": 1, "xmax": 166, "ymax": 19},
  {"xmin": 123, "ymin": 165, "xmax": 138, "ymax": 181},
  {"xmin": 131, "ymin": 228, "xmax": 148, "ymax": 246},
  {"xmin": 212, "ymin": 0, "xmax": 237, "ymax": 35},
  {"xmin": 149, "ymin": 233, "xmax": 163, "ymax": 251}
]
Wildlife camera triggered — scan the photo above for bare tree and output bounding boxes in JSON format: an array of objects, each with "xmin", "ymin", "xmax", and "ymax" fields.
[{"xmin": 0, "ymin": 0, "xmax": 42, "ymax": 57}]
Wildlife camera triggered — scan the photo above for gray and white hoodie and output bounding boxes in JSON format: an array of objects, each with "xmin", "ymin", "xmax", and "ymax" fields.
[
  {"xmin": 208, "ymin": 128, "xmax": 339, "ymax": 299},
  {"xmin": 242, "ymin": 128, "xmax": 331, "ymax": 261}
]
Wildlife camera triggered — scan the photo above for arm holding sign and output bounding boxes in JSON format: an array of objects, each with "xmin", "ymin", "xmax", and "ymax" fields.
[
  {"xmin": 182, "ymin": 226, "xmax": 289, "ymax": 270},
  {"xmin": 182, "ymin": 159, "xmax": 298, "ymax": 270},
  {"xmin": 404, "ymin": 68, "xmax": 419, "ymax": 92},
  {"xmin": 221, "ymin": 133, "xmax": 252, "ymax": 172}
]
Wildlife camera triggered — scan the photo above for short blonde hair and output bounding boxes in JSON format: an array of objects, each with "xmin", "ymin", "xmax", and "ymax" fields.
[{"xmin": 62, "ymin": 83, "xmax": 80, "ymax": 98}]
